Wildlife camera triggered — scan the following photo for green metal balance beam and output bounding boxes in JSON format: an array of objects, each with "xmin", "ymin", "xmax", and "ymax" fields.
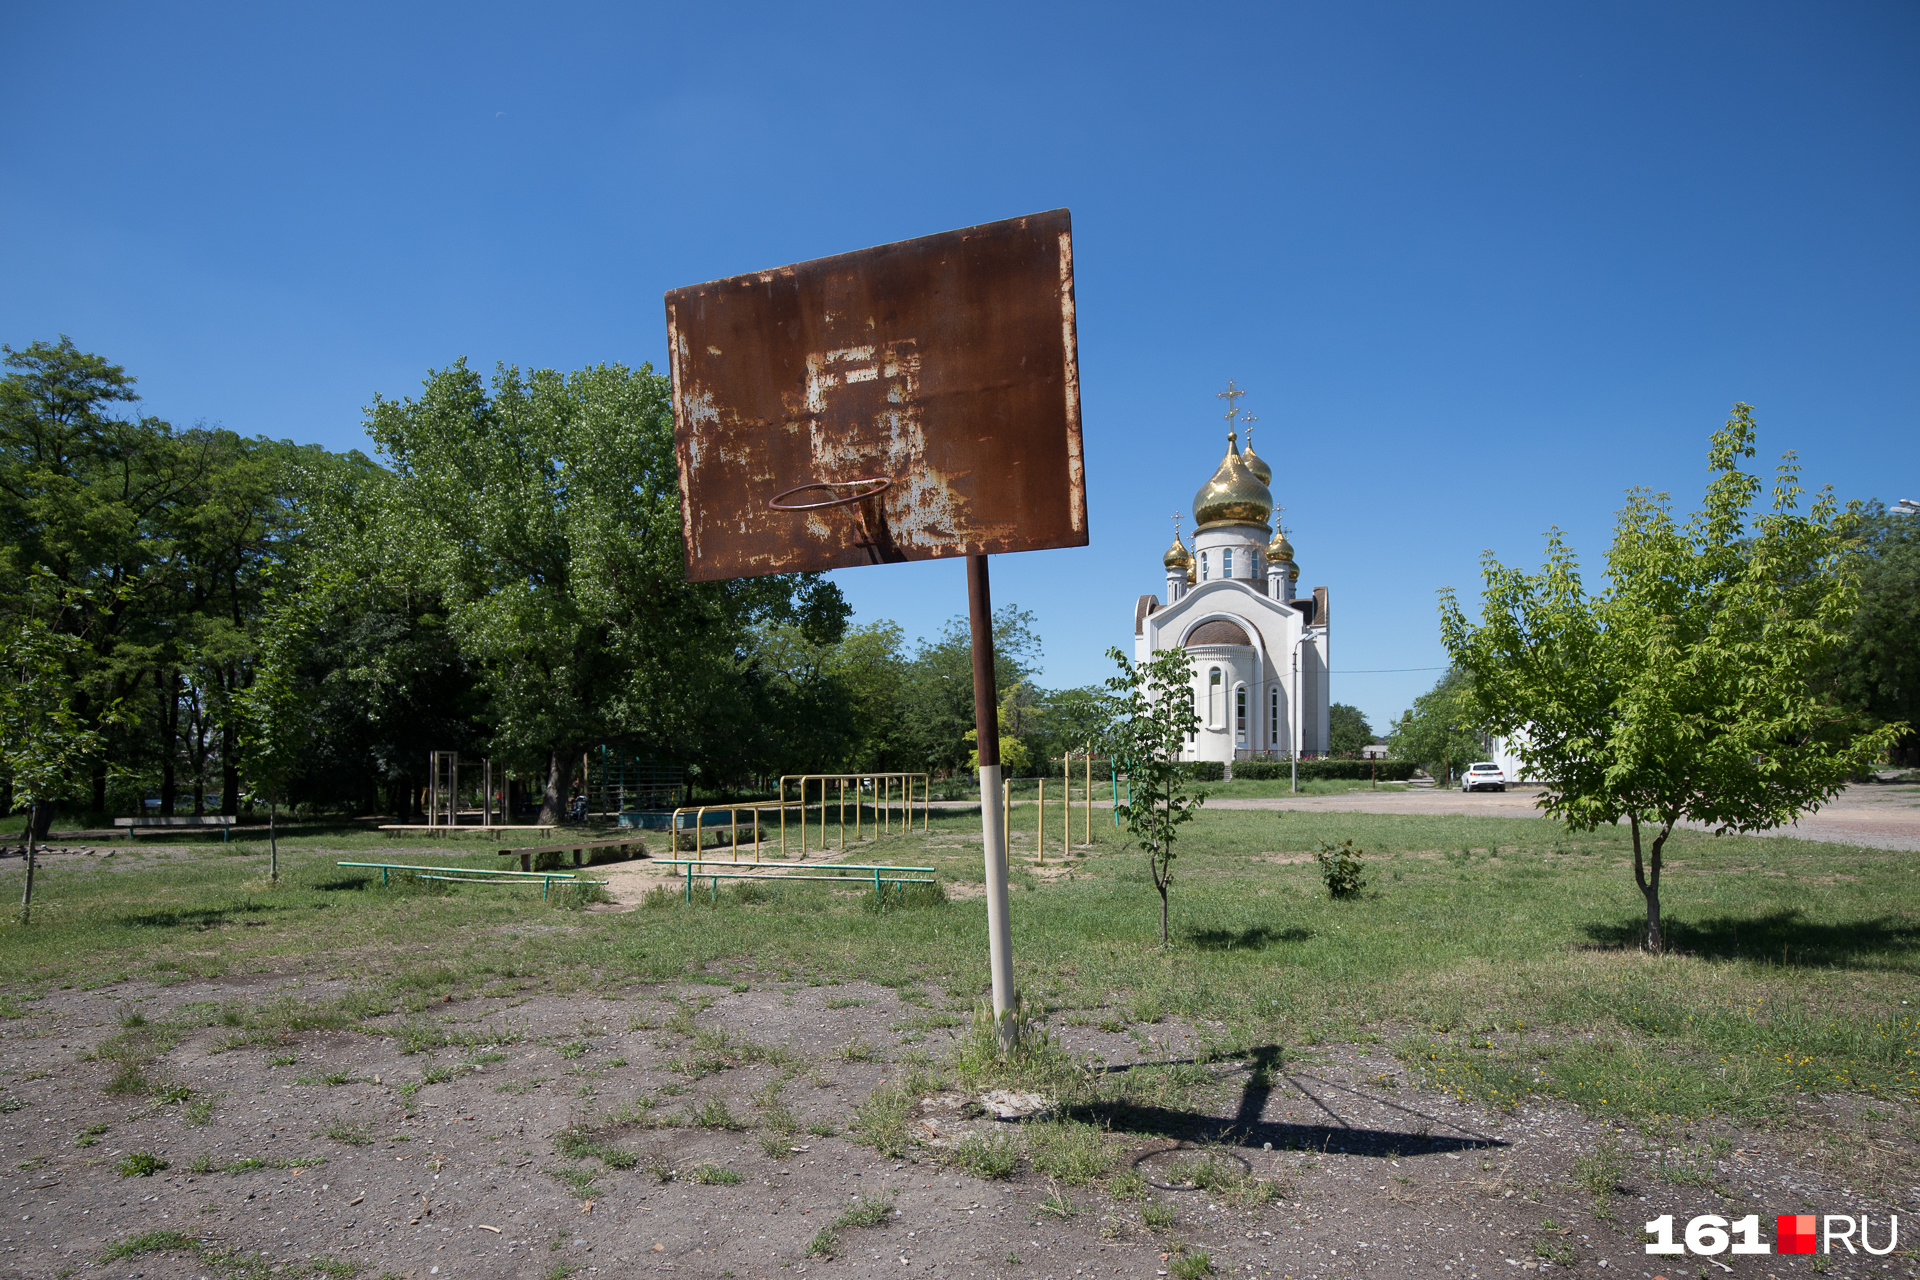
[{"xmin": 337, "ymin": 861, "xmax": 608, "ymax": 901}]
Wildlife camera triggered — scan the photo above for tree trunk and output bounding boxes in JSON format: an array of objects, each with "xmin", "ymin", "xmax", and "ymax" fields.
[
  {"xmin": 1158, "ymin": 881, "xmax": 1169, "ymax": 944},
  {"xmin": 221, "ymin": 715, "xmax": 239, "ymax": 817},
  {"xmin": 18, "ymin": 800, "xmax": 39, "ymax": 925},
  {"xmin": 160, "ymin": 669, "xmax": 179, "ymax": 817},
  {"xmin": 1628, "ymin": 813, "xmax": 1669, "ymax": 952},
  {"xmin": 29, "ymin": 802, "xmax": 54, "ymax": 843},
  {"xmin": 539, "ymin": 749, "xmax": 567, "ymax": 826}
]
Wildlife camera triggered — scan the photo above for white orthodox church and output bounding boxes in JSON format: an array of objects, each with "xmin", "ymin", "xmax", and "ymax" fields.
[{"xmin": 1132, "ymin": 393, "xmax": 1330, "ymax": 763}]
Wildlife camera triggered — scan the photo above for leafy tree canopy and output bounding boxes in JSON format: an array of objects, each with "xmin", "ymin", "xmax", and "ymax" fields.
[{"xmin": 1440, "ymin": 405, "xmax": 1903, "ymax": 950}]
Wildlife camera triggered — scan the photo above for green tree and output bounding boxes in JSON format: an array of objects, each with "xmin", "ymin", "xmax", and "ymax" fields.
[
  {"xmin": 236, "ymin": 580, "xmax": 316, "ymax": 881},
  {"xmin": 967, "ymin": 682, "xmax": 1034, "ymax": 777},
  {"xmin": 2, "ymin": 588, "xmax": 108, "ymax": 922},
  {"xmin": 0, "ymin": 338, "xmax": 209, "ymax": 817},
  {"xmin": 367, "ymin": 359, "xmax": 816, "ymax": 821},
  {"xmin": 1824, "ymin": 502, "xmax": 1920, "ymax": 765},
  {"xmin": 1386, "ymin": 670, "xmax": 1482, "ymax": 784},
  {"xmin": 899, "ymin": 606, "xmax": 1039, "ymax": 774},
  {"xmin": 1104, "ymin": 645, "xmax": 1206, "ymax": 944},
  {"xmin": 1026, "ymin": 685, "xmax": 1110, "ymax": 770},
  {"xmin": 1440, "ymin": 406, "xmax": 1903, "ymax": 950},
  {"xmin": 824, "ymin": 620, "xmax": 913, "ymax": 772},
  {"xmin": 1327, "ymin": 702, "xmax": 1373, "ymax": 757}
]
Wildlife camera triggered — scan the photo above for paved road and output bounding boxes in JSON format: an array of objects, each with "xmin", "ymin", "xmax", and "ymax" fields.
[{"xmin": 1208, "ymin": 782, "xmax": 1920, "ymax": 852}]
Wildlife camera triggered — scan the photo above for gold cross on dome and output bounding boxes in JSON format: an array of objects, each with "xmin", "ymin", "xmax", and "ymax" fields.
[
  {"xmin": 1171, "ymin": 510, "xmax": 1183, "ymax": 539},
  {"xmin": 1241, "ymin": 413, "xmax": 1258, "ymax": 448},
  {"xmin": 1217, "ymin": 381, "xmax": 1246, "ymax": 430}
]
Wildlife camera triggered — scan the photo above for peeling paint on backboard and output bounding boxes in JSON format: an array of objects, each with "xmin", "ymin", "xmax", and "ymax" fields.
[{"xmin": 664, "ymin": 209, "xmax": 1087, "ymax": 582}]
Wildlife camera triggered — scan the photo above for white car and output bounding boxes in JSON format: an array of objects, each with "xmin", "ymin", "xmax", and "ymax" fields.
[{"xmin": 1461, "ymin": 762, "xmax": 1506, "ymax": 792}]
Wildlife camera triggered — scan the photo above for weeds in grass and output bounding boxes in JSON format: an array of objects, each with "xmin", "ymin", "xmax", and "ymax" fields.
[
  {"xmin": 834, "ymin": 1195, "xmax": 894, "ymax": 1228},
  {"xmin": 496, "ymin": 1078, "xmax": 547, "ymax": 1095},
  {"xmin": 689, "ymin": 1164, "xmax": 743, "ymax": 1185},
  {"xmin": 1026, "ymin": 1119, "xmax": 1111, "ymax": 1184},
  {"xmin": 950, "ymin": 1131, "xmax": 1019, "ymax": 1179},
  {"xmin": 804, "ymin": 1228, "xmax": 839, "ymax": 1258},
  {"xmin": 644, "ymin": 1152, "xmax": 674, "ymax": 1183},
  {"xmin": 1314, "ymin": 839, "xmax": 1367, "ymax": 899},
  {"xmin": 320, "ymin": 1121, "xmax": 373, "ymax": 1146},
  {"xmin": 1108, "ymin": 1166, "xmax": 1145, "ymax": 1199},
  {"xmin": 99, "ymin": 1230, "xmax": 273, "ymax": 1280},
  {"xmin": 1037, "ymin": 1181, "xmax": 1079, "ymax": 1219},
  {"xmin": 838, "ymin": 1036, "xmax": 880, "ymax": 1062},
  {"xmin": 555, "ymin": 1126, "xmax": 639, "ymax": 1170},
  {"xmin": 862, "ymin": 880, "xmax": 948, "ymax": 913},
  {"xmin": 1570, "ymin": 1138, "xmax": 1629, "ymax": 1215},
  {"xmin": 1142, "ymin": 1201, "xmax": 1176, "ymax": 1230},
  {"xmin": 547, "ymin": 1166, "xmax": 598, "ymax": 1197},
  {"xmin": 1170, "ymin": 1249, "xmax": 1214, "ymax": 1278},
  {"xmin": 76, "ymin": 1123, "xmax": 108, "ymax": 1147},
  {"xmin": 852, "ymin": 1082, "xmax": 914, "ymax": 1157},
  {"xmin": 117, "ymin": 1151, "xmax": 168, "ymax": 1177},
  {"xmin": 693, "ymin": 1096, "xmax": 745, "ymax": 1130}
]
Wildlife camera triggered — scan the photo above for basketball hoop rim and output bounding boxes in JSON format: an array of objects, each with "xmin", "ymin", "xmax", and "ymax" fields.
[{"xmin": 767, "ymin": 478, "xmax": 892, "ymax": 511}]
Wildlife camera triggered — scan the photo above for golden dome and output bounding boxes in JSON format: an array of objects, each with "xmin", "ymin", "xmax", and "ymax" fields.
[
  {"xmin": 1162, "ymin": 534, "xmax": 1192, "ymax": 571},
  {"xmin": 1185, "ymin": 563, "xmax": 1196, "ymax": 586},
  {"xmin": 1268, "ymin": 528, "xmax": 1295, "ymax": 563},
  {"xmin": 1192, "ymin": 433, "xmax": 1273, "ymax": 529},
  {"xmin": 1241, "ymin": 430, "xmax": 1272, "ymax": 486}
]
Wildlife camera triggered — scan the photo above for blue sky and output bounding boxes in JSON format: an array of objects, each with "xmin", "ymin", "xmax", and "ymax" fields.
[{"xmin": 5, "ymin": 2, "xmax": 1915, "ymax": 731}]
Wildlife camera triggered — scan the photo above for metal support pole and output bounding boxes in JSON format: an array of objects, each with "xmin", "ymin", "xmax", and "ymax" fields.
[
  {"xmin": 1084, "ymin": 745, "xmax": 1092, "ymax": 846},
  {"xmin": 969, "ymin": 554, "xmax": 1017, "ymax": 1052},
  {"xmin": 1037, "ymin": 778, "xmax": 1045, "ymax": 864}
]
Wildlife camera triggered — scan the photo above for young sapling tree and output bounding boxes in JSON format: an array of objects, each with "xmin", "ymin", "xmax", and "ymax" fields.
[
  {"xmin": 1103, "ymin": 646, "xmax": 1206, "ymax": 944},
  {"xmin": 2, "ymin": 608, "xmax": 105, "ymax": 923}
]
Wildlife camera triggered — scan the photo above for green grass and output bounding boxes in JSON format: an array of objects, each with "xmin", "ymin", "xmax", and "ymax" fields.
[{"xmin": 3, "ymin": 806, "xmax": 1915, "ymax": 1130}]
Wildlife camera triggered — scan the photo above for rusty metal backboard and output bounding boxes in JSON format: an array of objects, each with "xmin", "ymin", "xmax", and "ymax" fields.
[{"xmin": 665, "ymin": 209, "xmax": 1085, "ymax": 582}]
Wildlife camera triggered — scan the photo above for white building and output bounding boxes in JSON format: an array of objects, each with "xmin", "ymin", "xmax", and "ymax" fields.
[{"xmin": 1132, "ymin": 424, "xmax": 1330, "ymax": 763}]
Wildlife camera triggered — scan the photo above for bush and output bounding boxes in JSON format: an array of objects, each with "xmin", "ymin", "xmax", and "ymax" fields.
[
  {"xmin": 1314, "ymin": 839, "xmax": 1367, "ymax": 899},
  {"xmin": 1182, "ymin": 761, "xmax": 1226, "ymax": 782},
  {"xmin": 1227, "ymin": 759, "xmax": 1418, "ymax": 782}
]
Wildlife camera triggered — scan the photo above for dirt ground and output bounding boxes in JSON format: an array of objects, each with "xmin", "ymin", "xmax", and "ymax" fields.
[{"xmin": 2, "ymin": 967, "xmax": 1913, "ymax": 1280}]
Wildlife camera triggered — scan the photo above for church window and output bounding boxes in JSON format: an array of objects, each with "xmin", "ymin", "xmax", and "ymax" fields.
[
  {"xmin": 1199, "ymin": 551, "xmax": 1209, "ymax": 581},
  {"xmin": 1223, "ymin": 548, "xmax": 1234, "ymax": 578},
  {"xmin": 1207, "ymin": 667, "xmax": 1222, "ymax": 728},
  {"xmin": 1270, "ymin": 689, "xmax": 1280, "ymax": 747},
  {"xmin": 1235, "ymin": 686, "xmax": 1247, "ymax": 740}
]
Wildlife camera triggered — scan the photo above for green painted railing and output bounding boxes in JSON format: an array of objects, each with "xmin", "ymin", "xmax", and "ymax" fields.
[
  {"xmin": 337, "ymin": 861, "xmax": 607, "ymax": 901},
  {"xmin": 649, "ymin": 858, "xmax": 935, "ymax": 904}
]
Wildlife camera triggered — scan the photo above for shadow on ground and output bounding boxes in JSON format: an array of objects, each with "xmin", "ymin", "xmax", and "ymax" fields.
[
  {"xmin": 1072, "ymin": 1044, "xmax": 1503, "ymax": 1157},
  {"xmin": 1581, "ymin": 909, "xmax": 1920, "ymax": 969}
]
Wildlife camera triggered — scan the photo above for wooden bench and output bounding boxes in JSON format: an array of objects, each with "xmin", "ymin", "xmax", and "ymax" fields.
[
  {"xmin": 115, "ymin": 815, "xmax": 238, "ymax": 841},
  {"xmin": 497, "ymin": 837, "xmax": 646, "ymax": 873}
]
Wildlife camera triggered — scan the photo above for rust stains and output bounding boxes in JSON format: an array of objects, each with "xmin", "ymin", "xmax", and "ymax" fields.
[{"xmin": 664, "ymin": 209, "xmax": 1087, "ymax": 581}]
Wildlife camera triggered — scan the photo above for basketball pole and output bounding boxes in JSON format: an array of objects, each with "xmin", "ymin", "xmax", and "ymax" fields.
[{"xmin": 968, "ymin": 553, "xmax": 1018, "ymax": 1053}]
